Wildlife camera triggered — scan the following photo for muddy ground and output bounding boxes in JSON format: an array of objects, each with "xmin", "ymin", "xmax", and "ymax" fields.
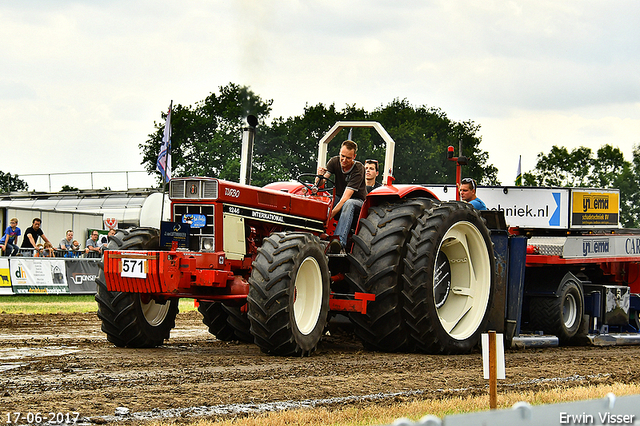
[{"xmin": 1, "ymin": 311, "xmax": 639, "ymax": 423}]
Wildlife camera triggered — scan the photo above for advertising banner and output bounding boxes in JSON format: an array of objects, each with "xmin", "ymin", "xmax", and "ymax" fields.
[
  {"xmin": 570, "ymin": 189, "xmax": 620, "ymax": 228},
  {"xmin": 0, "ymin": 258, "xmax": 12, "ymax": 295},
  {"xmin": 423, "ymin": 186, "xmax": 569, "ymax": 229},
  {"xmin": 9, "ymin": 258, "xmax": 69, "ymax": 294},
  {"xmin": 160, "ymin": 221, "xmax": 190, "ymax": 249},
  {"xmin": 65, "ymin": 259, "xmax": 101, "ymax": 295}
]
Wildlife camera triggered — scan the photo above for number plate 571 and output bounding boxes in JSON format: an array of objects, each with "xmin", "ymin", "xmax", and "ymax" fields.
[{"xmin": 121, "ymin": 258, "xmax": 147, "ymax": 278}]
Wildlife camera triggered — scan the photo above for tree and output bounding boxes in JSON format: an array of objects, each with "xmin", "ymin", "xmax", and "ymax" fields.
[
  {"xmin": 368, "ymin": 99, "xmax": 498, "ymax": 185},
  {"xmin": 256, "ymin": 103, "xmax": 367, "ymax": 185},
  {"xmin": 523, "ymin": 144, "xmax": 640, "ymax": 228},
  {"xmin": 139, "ymin": 83, "xmax": 273, "ymax": 184},
  {"xmin": 0, "ymin": 171, "xmax": 28, "ymax": 193},
  {"xmin": 258, "ymin": 99, "xmax": 498, "ymax": 186},
  {"xmin": 61, "ymin": 185, "xmax": 79, "ymax": 192},
  {"xmin": 523, "ymin": 146, "xmax": 594, "ymax": 187},
  {"xmin": 140, "ymin": 85, "xmax": 499, "ymax": 188}
]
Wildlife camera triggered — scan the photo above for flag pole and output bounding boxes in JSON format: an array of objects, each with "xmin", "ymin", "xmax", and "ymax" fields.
[{"xmin": 158, "ymin": 100, "xmax": 173, "ymax": 223}]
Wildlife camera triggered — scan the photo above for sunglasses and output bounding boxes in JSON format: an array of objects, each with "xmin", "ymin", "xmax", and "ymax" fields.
[{"xmin": 461, "ymin": 178, "xmax": 477, "ymax": 190}]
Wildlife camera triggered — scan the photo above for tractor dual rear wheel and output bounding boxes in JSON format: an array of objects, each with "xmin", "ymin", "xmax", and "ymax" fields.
[
  {"xmin": 403, "ymin": 201, "xmax": 495, "ymax": 354},
  {"xmin": 95, "ymin": 228, "xmax": 179, "ymax": 348},
  {"xmin": 347, "ymin": 199, "xmax": 432, "ymax": 352},
  {"xmin": 247, "ymin": 232, "xmax": 330, "ymax": 356},
  {"xmin": 198, "ymin": 302, "xmax": 253, "ymax": 343}
]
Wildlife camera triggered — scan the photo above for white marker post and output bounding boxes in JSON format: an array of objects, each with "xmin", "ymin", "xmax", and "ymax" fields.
[{"xmin": 482, "ymin": 331, "xmax": 505, "ymax": 409}]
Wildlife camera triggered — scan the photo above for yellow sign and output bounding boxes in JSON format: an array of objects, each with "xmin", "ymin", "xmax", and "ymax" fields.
[{"xmin": 571, "ymin": 190, "xmax": 619, "ymax": 227}]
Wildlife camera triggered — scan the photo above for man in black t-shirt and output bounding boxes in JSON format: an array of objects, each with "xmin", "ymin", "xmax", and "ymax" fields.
[
  {"xmin": 21, "ymin": 218, "xmax": 51, "ymax": 256},
  {"xmin": 317, "ymin": 140, "xmax": 366, "ymax": 251}
]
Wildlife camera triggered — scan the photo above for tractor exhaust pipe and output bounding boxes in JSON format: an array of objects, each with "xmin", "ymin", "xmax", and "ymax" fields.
[{"xmin": 239, "ymin": 115, "xmax": 258, "ymax": 186}]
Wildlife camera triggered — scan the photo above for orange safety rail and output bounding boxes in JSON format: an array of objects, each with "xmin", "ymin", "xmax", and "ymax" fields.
[{"xmin": 329, "ymin": 292, "xmax": 375, "ymax": 314}]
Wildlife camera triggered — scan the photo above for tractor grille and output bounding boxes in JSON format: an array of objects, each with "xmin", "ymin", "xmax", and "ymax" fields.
[
  {"xmin": 173, "ymin": 204, "xmax": 215, "ymax": 251},
  {"xmin": 170, "ymin": 179, "xmax": 218, "ymax": 200}
]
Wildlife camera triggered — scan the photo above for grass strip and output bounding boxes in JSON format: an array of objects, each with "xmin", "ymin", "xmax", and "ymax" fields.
[
  {"xmin": 171, "ymin": 382, "xmax": 640, "ymax": 426},
  {"xmin": 0, "ymin": 295, "xmax": 197, "ymax": 314}
]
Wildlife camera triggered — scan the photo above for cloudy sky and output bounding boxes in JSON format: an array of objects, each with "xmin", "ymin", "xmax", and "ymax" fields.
[{"xmin": 1, "ymin": 1, "xmax": 638, "ymax": 191}]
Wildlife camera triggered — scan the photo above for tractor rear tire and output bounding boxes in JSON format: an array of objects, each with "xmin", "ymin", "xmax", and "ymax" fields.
[
  {"xmin": 346, "ymin": 199, "xmax": 431, "ymax": 352},
  {"xmin": 95, "ymin": 228, "xmax": 179, "ymax": 348},
  {"xmin": 247, "ymin": 232, "xmax": 330, "ymax": 356},
  {"xmin": 198, "ymin": 301, "xmax": 253, "ymax": 343},
  {"xmin": 529, "ymin": 279, "xmax": 584, "ymax": 344},
  {"xmin": 402, "ymin": 202, "xmax": 495, "ymax": 354}
]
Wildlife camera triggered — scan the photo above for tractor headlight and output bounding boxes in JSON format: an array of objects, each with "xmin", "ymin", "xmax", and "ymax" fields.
[{"xmin": 201, "ymin": 237, "xmax": 214, "ymax": 251}]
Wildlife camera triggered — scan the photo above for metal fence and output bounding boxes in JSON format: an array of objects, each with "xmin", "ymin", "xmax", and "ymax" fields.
[{"xmin": 1, "ymin": 248, "xmax": 101, "ymax": 258}]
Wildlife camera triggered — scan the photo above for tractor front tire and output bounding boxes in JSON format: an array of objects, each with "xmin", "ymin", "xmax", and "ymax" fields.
[
  {"xmin": 95, "ymin": 228, "xmax": 178, "ymax": 348},
  {"xmin": 247, "ymin": 232, "xmax": 330, "ymax": 356},
  {"xmin": 403, "ymin": 202, "xmax": 495, "ymax": 354}
]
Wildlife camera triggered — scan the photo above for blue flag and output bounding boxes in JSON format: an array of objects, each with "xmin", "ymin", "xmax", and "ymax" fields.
[{"xmin": 156, "ymin": 102, "xmax": 172, "ymax": 183}]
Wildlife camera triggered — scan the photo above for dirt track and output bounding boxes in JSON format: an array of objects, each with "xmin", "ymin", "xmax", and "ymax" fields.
[{"xmin": 1, "ymin": 311, "xmax": 640, "ymax": 423}]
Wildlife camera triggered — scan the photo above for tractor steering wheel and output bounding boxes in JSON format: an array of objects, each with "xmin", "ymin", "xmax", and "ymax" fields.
[{"xmin": 297, "ymin": 173, "xmax": 335, "ymax": 197}]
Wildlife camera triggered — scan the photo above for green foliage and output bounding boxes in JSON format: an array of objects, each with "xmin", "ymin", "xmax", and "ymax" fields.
[
  {"xmin": 0, "ymin": 171, "xmax": 28, "ymax": 193},
  {"xmin": 139, "ymin": 84, "xmax": 498, "ymax": 188},
  {"xmin": 139, "ymin": 83, "xmax": 273, "ymax": 184},
  {"xmin": 368, "ymin": 99, "xmax": 498, "ymax": 185},
  {"xmin": 524, "ymin": 144, "xmax": 640, "ymax": 228},
  {"xmin": 61, "ymin": 185, "xmax": 79, "ymax": 192},
  {"xmin": 523, "ymin": 146, "xmax": 594, "ymax": 187}
]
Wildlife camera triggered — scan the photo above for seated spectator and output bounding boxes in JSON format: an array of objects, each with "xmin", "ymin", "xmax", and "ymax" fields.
[
  {"xmin": 59, "ymin": 230, "xmax": 74, "ymax": 255},
  {"xmin": 34, "ymin": 243, "xmax": 44, "ymax": 257},
  {"xmin": 42, "ymin": 242, "xmax": 55, "ymax": 257},
  {"xmin": 70, "ymin": 240, "xmax": 82, "ymax": 258},
  {"xmin": 85, "ymin": 230, "xmax": 101, "ymax": 258},
  {"xmin": 0, "ymin": 218, "xmax": 21, "ymax": 256},
  {"xmin": 100, "ymin": 229, "xmax": 116, "ymax": 253}
]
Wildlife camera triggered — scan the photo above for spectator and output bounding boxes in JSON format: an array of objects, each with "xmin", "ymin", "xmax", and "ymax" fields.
[
  {"xmin": 365, "ymin": 159, "xmax": 382, "ymax": 193},
  {"xmin": 0, "ymin": 217, "xmax": 21, "ymax": 256},
  {"xmin": 100, "ymin": 229, "xmax": 116, "ymax": 253},
  {"xmin": 42, "ymin": 242, "xmax": 55, "ymax": 257},
  {"xmin": 34, "ymin": 243, "xmax": 44, "ymax": 257},
  {"xmin": 59, "ymin": 230, "xmax": 74, "ymax": 252},
  {"xmin": 72, "ymin": 240, "xmax": 81, "ymax": 258},
  {"xmin": 459, "ymin": 177, "xmax": 487, "ymax": 210},
  {"xmin": 85, "ymin": 230, "xmax": 101, "ymax": 257},
  {"xmin": 21, "ymin": 218, "xmax": 51, "ymax": 256}
]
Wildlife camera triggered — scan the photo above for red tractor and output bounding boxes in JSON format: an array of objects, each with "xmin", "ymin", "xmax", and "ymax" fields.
[{"xmin": 96, "ymin": 121, "xmax": 496, "ymax": 355}]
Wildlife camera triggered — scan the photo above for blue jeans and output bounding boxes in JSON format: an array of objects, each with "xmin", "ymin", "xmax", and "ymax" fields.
[
  {"xmin": 334, "ymin": 198, "xmax": 363, "ymax": 248},
  {"xmin": 4, "ymin": 243, "xmax": 19, "ymax": 256}
]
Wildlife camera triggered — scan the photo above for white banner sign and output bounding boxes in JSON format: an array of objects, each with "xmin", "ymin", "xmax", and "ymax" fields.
[
  {"xmin": 9, "ymin": 258, "xmax": 69, "ymax": 294},
  {"xmin": 424, "ymin": 185, "xmax": 570, "ymax": 229}
]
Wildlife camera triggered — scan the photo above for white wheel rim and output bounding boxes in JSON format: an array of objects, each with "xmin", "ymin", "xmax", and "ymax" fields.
[
  {"xmin": 563, "ymin": 292, "xmax": 577, "ymax": 328},
  {"xmin": 293, "ymin": 256, "xmax": 323, "ymax": 335},
  {"xmin": 141, "ymin": 298, "xmax": 170, "ymax": 326},
  {"xmin": 433, "ymin": 221, "xmax": 491, "ymax": 340}
]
